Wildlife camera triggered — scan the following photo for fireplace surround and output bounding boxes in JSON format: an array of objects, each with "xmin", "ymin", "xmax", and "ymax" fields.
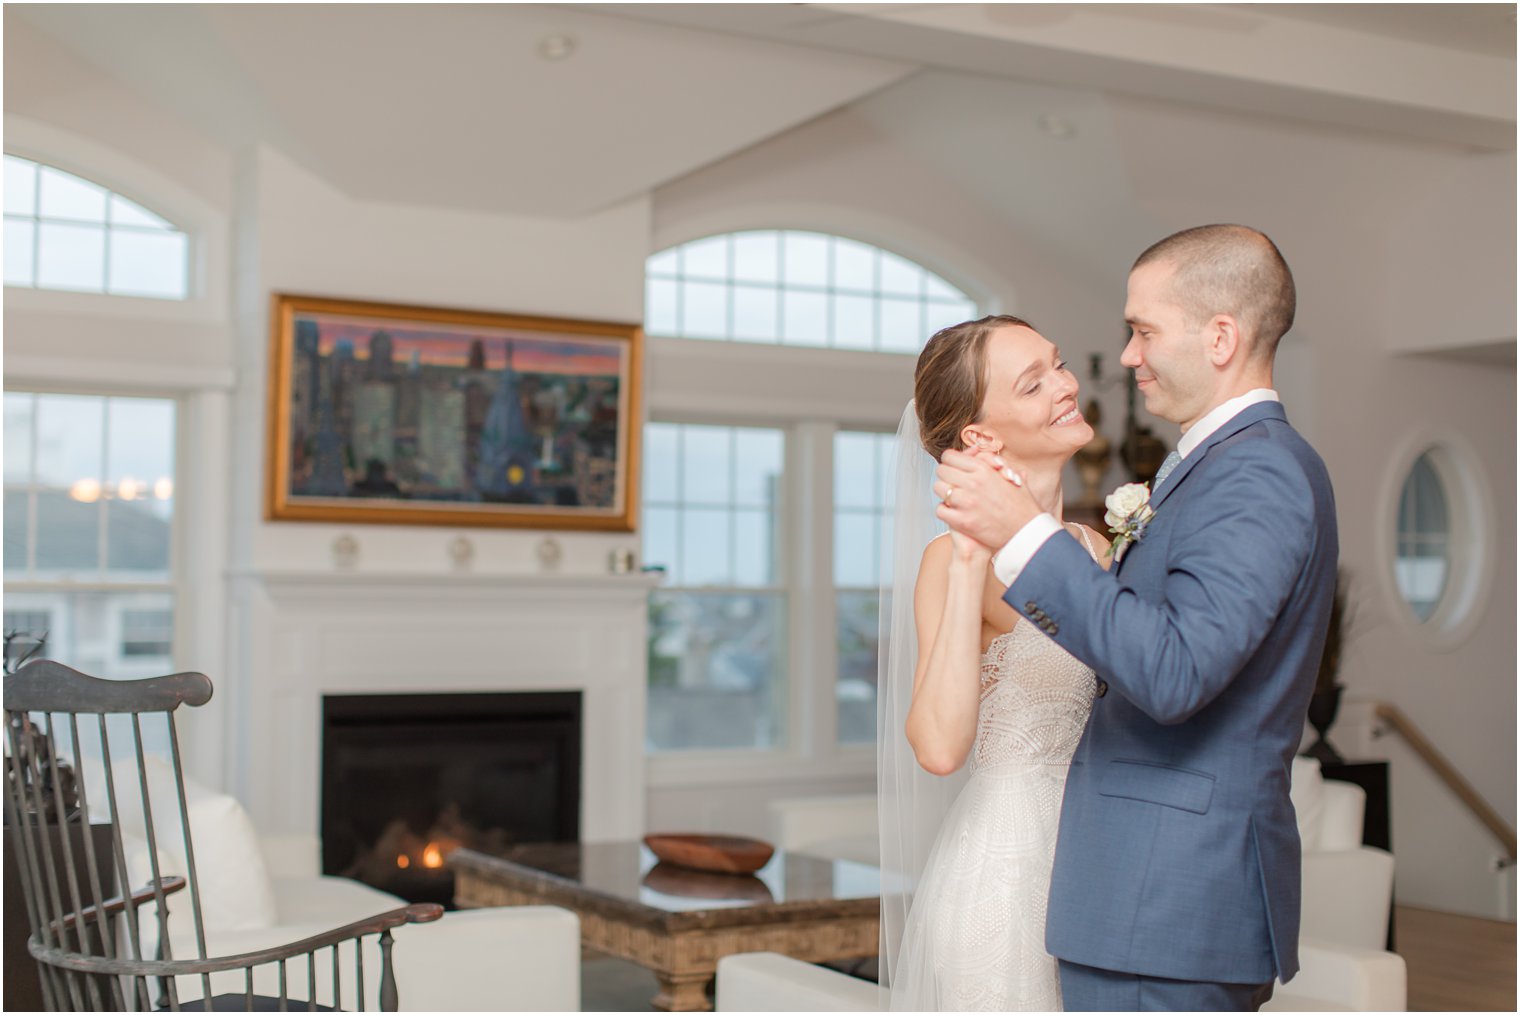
[{"xmin": 229, "ymin": 571, "xmax": 655, "ymax": 851}]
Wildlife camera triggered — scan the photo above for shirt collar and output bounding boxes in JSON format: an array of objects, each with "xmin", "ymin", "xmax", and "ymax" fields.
[{"xmin": 1177, "ymin": 389, "xmax": 1280, "ymax": 459}]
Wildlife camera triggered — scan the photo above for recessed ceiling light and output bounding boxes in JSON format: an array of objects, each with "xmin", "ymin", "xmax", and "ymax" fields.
[
  {"xmin": 537, "ymin": 33, "xmax": 577, "ymax": 61},
  {"xmin": 1038, "ymin": 113, "xmax": 1077, "ymax": 139}
]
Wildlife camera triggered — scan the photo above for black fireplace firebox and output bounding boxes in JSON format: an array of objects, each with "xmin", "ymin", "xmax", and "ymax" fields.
[{"xmin": 321, "ymin": 691, "xmax": 580, "ymax": 907}]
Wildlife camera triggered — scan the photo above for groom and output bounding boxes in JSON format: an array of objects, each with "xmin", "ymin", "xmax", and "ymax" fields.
[{"xmin": 935, "ymin": 225, "xmax": 1337, "ymax": 1011}]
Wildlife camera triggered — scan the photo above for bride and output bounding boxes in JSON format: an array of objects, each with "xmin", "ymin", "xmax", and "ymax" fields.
[{"xmin": 878, "ymin": 315, "xmax": 1111, "ymax": 1011}]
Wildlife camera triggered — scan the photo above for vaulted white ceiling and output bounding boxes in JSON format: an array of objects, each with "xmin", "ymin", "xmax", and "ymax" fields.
[
  {"xmin": 7, "ymin": 3, "xmax": 1514, "ymax": 218},
  {"xmin": 5, "ymin": 4, "xmax": 914, "ymax": 216}
]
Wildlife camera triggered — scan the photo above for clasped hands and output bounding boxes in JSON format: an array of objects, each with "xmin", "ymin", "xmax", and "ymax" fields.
[{"xmin": 934, "ymin": 448, "xmax": 1044, "ymax": 558}]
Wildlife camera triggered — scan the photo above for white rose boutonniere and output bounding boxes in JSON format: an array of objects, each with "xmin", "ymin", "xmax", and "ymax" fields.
[{"xmin": 1104, "ymin": 482, "xmax": 1156, "ymax": 561}]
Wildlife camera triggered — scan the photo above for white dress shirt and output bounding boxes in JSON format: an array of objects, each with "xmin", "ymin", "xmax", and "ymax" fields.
[{"xmin": 991, "ymin": 389, "xmax": 1280, "ymax": 586}]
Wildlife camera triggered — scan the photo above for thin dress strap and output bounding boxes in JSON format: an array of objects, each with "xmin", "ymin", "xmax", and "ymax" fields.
[{"xmin": 1066, "ymin": 522, "xmax": 1097, "ymax": 561}]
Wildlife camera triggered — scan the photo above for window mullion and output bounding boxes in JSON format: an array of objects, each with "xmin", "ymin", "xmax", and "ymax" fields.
[
  {"xmin": 871, "ymin": 248, "xmax": 882, "ymax": 352},
  {"xmin": 26, "ymin": 394, "xmax": 39, "ymax": 575},
  {"xmin": 725, "ymin": 234, "xmax": 736, "ymax": 342},
  {"xmin": 102, "ymin": 204, "xmax": 113, "ymax": 295},
  {"xmin": 727, "ymin": 429, "xmax": 738, "ymax": 583},
  {"xmin": 794, "ymin": 420, "xmax": 837, "ymax": 763},
  {"xmin": 97, "ymin": 398, "xmax": 110, "ymax": 582}
]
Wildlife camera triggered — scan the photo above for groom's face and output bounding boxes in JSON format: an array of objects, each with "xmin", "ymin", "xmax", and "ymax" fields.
[{"xmin": 1122, "ymin": 260, "xmax": 1213, "ymax": 431}]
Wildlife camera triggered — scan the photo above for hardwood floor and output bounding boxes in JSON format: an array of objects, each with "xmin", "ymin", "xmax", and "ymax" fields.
[{"xmin": 1396, "ymin": 905, "xmax": 1516, "ymax": 1012}]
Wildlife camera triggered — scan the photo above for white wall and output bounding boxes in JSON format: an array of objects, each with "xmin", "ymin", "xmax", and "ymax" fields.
[{"xmin": 229, "ymin": 146, "xmax": 651, "ymax": 578}]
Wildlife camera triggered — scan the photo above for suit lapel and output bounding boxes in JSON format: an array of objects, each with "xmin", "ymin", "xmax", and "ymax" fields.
[
  {"xmin": 1147, "ymin": 401, "xmax": 1286, "ymax": 514},
  {"xmin": 1113, "ymin": 401, "xmax": 1286, "ymax": 575}
]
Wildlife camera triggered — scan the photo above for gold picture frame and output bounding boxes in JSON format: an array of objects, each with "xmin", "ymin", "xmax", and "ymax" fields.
[{"xmin": 266, "ymin": 293, "xmax": 642, "ymax": 531}]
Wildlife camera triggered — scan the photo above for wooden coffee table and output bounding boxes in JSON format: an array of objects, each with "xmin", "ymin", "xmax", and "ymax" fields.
[{"xmin": 452, "ymin": 841, "xmax": 879, "ymax": 1012}]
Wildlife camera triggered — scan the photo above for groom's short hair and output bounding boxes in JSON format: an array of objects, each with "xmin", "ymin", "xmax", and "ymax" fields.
[{"xmin": 1134, "ymin": 225, "xmax": 1295, "ymax": 361}]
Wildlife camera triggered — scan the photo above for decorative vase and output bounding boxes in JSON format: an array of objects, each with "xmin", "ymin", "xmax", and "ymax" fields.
[
  {"xmin": 1305, "ymin": 684, "xmax": 1345, "ymax": 766},
  {"xmin": 1120, "ymin": 372, "xmax": 1168, "ymax": 484},
  {"xmin": 1072, "ymin": 397, "xmax": 1112, "ymax": 506}
]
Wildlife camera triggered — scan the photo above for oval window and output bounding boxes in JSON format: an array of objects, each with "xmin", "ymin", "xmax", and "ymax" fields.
[{"xmin": 1394, "ymin": 451, "xmax": 1450, "ymax": 622}]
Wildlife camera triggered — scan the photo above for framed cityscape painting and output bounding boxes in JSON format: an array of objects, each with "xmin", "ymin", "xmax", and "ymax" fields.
[{"xmin": 266, "ymin": 294, "xmax": 642, "ymax": 531}]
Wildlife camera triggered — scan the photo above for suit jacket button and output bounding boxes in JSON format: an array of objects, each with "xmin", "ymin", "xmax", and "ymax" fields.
[
  {"xmin": 1025, "ymin": 601, "xmax": 1039, "ymax": 615},
  {"xmin": 1049, "ymin": 623, "xmax": 1059, "ymax": 635},
  {"xmin": 1095, "ymin": 679, "xmax": 1108, "ymax": 698}
]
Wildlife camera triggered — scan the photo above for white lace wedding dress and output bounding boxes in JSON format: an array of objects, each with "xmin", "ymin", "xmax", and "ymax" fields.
[{"xmin": 889, "ymin": 530, "xmax": 1098, "ymax": 1012}]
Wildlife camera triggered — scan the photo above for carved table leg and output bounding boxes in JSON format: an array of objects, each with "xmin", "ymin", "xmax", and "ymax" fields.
[{"xmin": 652, "ymin": 970, "xmax": 713, "ymax": 1012}]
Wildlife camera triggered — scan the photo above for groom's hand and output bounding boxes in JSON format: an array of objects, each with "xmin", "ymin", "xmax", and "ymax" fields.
[{"xmin": 935, "ymin": 449, "xmax": 1042, "ymax": 550}]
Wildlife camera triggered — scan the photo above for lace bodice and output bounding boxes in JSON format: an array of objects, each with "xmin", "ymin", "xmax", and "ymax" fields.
[
  {"xmin": 970, "ymin": 525, "xmax": 1098, "ymax": 771},
  {"xmin": 972, "ymin": 624, "xmax": 1095, "ymax": 770}
]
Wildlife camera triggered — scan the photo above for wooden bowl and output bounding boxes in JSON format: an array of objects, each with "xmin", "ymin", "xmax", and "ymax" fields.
[{"xmin": 642, "ymin": 833, "xmax": 775, "ymax": 875}]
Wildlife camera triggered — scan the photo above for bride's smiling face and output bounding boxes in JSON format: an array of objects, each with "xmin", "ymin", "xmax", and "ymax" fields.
[{"xmin": 962, "ymin": 324, "xmax": 1093, "ymax": 461}]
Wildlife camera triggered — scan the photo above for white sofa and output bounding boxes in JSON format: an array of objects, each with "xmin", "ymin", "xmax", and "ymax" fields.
[
  {"xmin": 729, "ymin": 756, "xmax": 1404, "ymax": 1011},
  {"xmin": 96, "ymin": 761, "xmax": 580, "ymax": 1011}
]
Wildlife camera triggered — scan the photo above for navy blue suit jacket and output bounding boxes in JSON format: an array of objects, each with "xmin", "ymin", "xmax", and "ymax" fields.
[{"xmin": 1005, "ymin": 401, "xmax": 1337, "ymax": 985}]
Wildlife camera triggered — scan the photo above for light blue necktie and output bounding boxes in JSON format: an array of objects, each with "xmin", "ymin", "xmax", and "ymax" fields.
[{"xmin": 1154, "ymin": 450, "xmax": 1183, "ymax": 488}]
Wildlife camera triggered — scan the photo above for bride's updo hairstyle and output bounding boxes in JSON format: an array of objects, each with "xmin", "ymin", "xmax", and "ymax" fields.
[{"xmin": 914, "ymin": 315, "xmax": 1034, "ymax": 461}]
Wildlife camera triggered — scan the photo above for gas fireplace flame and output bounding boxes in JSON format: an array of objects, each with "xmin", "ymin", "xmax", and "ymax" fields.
[{"xmin": 351, "ymin": 804, "xmax": 488, "ymax": 885}]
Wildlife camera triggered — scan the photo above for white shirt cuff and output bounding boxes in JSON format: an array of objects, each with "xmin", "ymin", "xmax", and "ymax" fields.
[{"xmin": 992, "ymin": 514, "xmax": 1064, "ymax": 586}]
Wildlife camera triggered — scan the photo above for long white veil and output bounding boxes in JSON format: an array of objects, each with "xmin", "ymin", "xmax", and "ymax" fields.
[{"xmin": 877, "ymin": 401, "xmax": 967, "ymax": 998}]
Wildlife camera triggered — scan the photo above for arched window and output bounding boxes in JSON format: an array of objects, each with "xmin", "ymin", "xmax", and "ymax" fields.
[
  {"xmin": 645, "ymin": 230, "xmax": 977, "ymax": 351},
  {"xmin": 642, "ymin": 230, "xmax": 984, "ymax": 764},
  {"xmin": 4, "ymin": 155, "xmax": 189, "ymax": 300}
]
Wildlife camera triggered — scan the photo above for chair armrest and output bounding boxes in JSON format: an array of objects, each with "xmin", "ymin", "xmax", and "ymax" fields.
[
  {"xmin": 259, "ymin": 834, "xmax": 322, "ymax": 879},
  {"xmin": 54, "ymin": 876, "xmax": 186, "ymax": 935},
  {"xmin": 1301, "ymin": 847, "xmax": 1395, "ymax": 950},
  {"xmin": 716, "ymin": 952, "xmax": 882, "ymax": 1012},
  {"xmin": 1267, "ymin": 937, "xmax": 1407, "ymax": 1012},
  {"xmin": 59, "ymin": 903, "xmax": 442, "ymax": 976}
]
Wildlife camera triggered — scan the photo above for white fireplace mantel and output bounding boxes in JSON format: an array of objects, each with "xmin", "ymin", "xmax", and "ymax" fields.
[{"xmin": 227, "ymin": 569, "xmax": 660, "ymax": 845}]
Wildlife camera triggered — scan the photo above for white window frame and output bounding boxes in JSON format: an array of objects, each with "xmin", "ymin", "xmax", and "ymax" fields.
[
  {"xmin": 1375, "ymin": 428, "xmax": 1495, "ymax": 650},
  {"xmin": 3, "ymin": 595, "xmax": 68, "ymax": 665},
  {"xmin": 111, "ymin": 597, "xmax": 178, "ymax": 676},
  {"xmin": 3, "ymin": 379, "xmax": 232, "ymax": 785},
  {"xmin": 4, "ymin": 153, "xmax": 192, "ymax": 301},
  {"xmin": 647, "ymin": 412, "xmax": 880, "ymax": 787},
  {"xmin": 2, "ymin": 116, "xmax": 231, "ymax": 336},
  {"xmin": 644, "ymin": 418, "xmax": 792, "ymax": 755},
  {"xmin": 643, "ymin": 228, "xmax": 990, "ymax": 787},
  {"xmin": 3, "ymin": 388, "xmax": 184, "ymax": 665}
]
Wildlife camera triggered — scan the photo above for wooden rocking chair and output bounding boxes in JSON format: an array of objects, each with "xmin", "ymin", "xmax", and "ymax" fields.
[{"xmin": 3, "ymin": 660, "xmax": 442, "ymax": 1011}]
